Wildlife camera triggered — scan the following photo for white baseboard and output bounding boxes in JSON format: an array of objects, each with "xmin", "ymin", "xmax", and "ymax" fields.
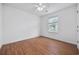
[
  {"xmin": 3, "ymin": 35, "xmax": 39, "ymax": 45},
  {"xmin": 41, "ymin": 35, "xmax": 77, "ymax": 45}
]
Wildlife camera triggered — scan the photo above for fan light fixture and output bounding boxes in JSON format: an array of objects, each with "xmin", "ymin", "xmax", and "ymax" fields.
[{"xmin": 35, "ymin": 3, "xmax": 46, "ymax": 11}]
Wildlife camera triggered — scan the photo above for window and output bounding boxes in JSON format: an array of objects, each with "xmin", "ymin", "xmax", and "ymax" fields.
[{"xmin": 48, "ymin": 16, "xmax": 58, "ymax": 32}]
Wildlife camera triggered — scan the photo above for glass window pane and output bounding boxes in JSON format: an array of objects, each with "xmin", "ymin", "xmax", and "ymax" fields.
[{"xmin": 48, "ymin": 16, "xmax": 58, "ymax": 32}]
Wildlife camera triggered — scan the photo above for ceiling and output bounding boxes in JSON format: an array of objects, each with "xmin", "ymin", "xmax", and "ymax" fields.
[{"xmin": 3, "ymin": 3, "xmax": 75, "ymax": 16}]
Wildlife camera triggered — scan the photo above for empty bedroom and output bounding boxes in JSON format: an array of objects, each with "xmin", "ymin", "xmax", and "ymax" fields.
[{"xmin": 0, "ymin": 3, "xmax": 79, "ymax": 55}]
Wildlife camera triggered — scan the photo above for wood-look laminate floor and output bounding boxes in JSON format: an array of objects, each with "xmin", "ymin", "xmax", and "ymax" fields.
[
  {"xmin": 78, "ymin": 49, "xmax": 79, "ymax": 55},
  {"xmin": 0, "ymin": 36, "xmax": 78, "ymax": 55}
]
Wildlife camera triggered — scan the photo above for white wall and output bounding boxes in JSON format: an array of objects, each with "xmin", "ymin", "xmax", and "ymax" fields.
[
  {"xmin": 3, "ymin": 5, "xmax": 40, "ymax": 44},
  {"xmin": 40, "ymin": 5, "xmax": 77, "ymax": 44},
  {"xmin": 77, "ymin": 4, "xmax": 79, "ymax": 48},
  {"xmin": 0, "ymin": 4, "xmax": 2, "ymax": 47},
  {"xmin": 1, "ymin": 4, "xmax": 77, "ymax": 45}
]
